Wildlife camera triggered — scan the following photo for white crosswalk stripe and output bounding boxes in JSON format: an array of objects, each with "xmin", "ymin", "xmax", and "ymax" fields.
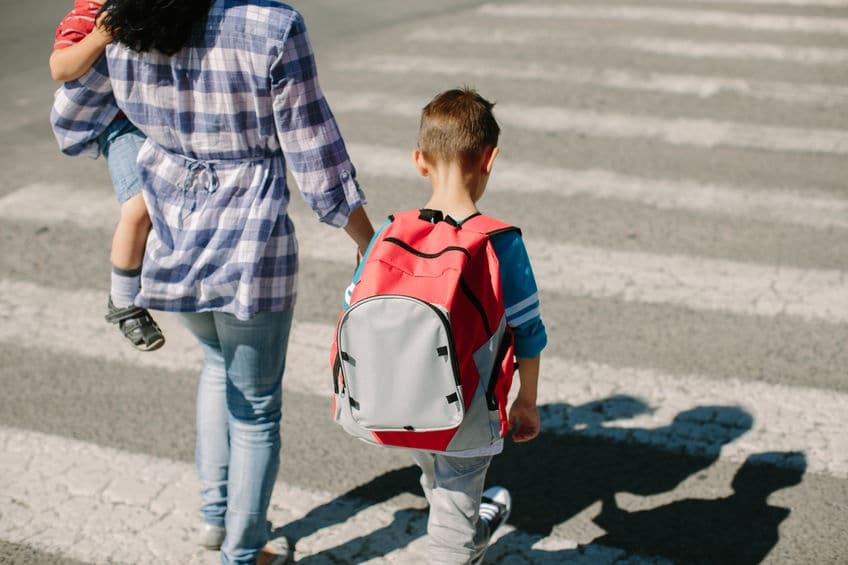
[
  {"xmin": 342, "ymin": 54, "xmax": 848, "ymax": 105},
  {"xmin": 619, "ymin": 37, "xmax": 848, "ymax": 66},
  {"xmin": 407, "ymin": 27, "xmax": 848, "ymax": 68},
  {"xmin": 669, "ymin": 0, "xmax": 848, "ymax": 6},
  {"xmin": 333, "ymin": 91, "xmax": 848, "ymax": 155},
  {"xmin": 476, "ymin": 4, "xmax": 848, "ymax": 35},
  {"xmin": 301, "ymin": 223, "xmax": 848, "ymax": 324},
  {"xmin": 346, "ymin": 144, "xmax": 848, "ymax": 229}
]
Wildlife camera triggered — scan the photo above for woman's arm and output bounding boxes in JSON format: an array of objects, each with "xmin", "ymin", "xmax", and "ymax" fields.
[{"xmin": 50, "ymin": 17, "xmax": 111, "ymax": 82}]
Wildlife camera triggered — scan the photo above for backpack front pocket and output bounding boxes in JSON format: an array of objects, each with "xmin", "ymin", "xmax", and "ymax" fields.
[{"xmin": 336, "ymin": 295, "xmax": 464, "ymax": 432}]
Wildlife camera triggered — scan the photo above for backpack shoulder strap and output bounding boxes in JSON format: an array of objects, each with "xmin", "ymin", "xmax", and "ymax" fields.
[
  {"xmin": 460, "ymin": 213, "xmax": 522, "ymax": 238},
  {"xmin": 387, "ymin": 210, "xmax": 522, "ymax": 238}
]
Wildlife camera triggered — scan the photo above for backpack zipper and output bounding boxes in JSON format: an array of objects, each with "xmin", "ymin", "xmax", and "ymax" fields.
[
  {"xmin": 383, "ymin": 237, "xmax": 472, "ymax": 260},
  {"xmin": 485, "ymin": 329, "xmax": 513, "ymax": 411},
  {"xmin": 458, "ymin": 277, "xmax": 493, "ymax": 338}
]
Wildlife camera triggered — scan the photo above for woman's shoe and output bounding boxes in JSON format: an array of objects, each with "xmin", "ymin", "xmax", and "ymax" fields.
[
  {"xmin": 197, "ymin": 522, "xmax": 226, "ymax": 550},
  {"xmin": 258, "ymin": 535, "xmax": 292, "ymax": 565}
]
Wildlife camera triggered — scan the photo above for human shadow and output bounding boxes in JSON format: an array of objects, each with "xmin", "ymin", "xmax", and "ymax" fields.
[
  {"xmin": 590, "ymin": 451, "xmax": 807, "ymax": 564},
  {"xmin": 275, "ymin": 465, "xmax": 424, "ymax": 557},
  {"xmin": 486, "ymin": 400, "xmax": 754, "ymax": 537},
  {"xmin": 280, "ymin": 397, "xmax": 755, "ymax": 561},
  {"xmin": 293, "ymin": 507, "xmax": 428, "ymax": 564}
]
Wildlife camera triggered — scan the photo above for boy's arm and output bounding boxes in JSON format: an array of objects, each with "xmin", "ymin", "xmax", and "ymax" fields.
[
  {"xmin": 509, "ymin": 355, "xmax": 541, "ymax": 442},
  {"xmin": 489, "ymin": 230, "xmax": 547, "ymax": 443},
  {"xmin": 50, "ymin": 14, "xmax": 111, "ymax": 82}
]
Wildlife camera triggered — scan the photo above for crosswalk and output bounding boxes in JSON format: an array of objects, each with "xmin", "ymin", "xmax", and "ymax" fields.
[
  {"xmin": 344, "ymin": 54, "xmax": 848, "ymax": 105},
  {"xmin": 3, "ymin": 0, "xmax": 847, "ymax": 562},
  {"xmin": 475, "ymin": 4, "xmax": 848, "ymax": 35},
  {"xmin": 334, "ymin": 91, "xmax": 848, "ymax": 154}
]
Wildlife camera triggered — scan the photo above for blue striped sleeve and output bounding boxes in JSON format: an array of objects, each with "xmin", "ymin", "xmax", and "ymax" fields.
[{"xmin": 491, "ymin": 230, "xmax": 548, "ymax": 358}]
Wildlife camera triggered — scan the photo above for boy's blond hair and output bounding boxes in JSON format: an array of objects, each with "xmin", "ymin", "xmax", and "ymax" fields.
[{"xmin": 418, "ymin": 87, "xmax": 500, "ymax": 167}]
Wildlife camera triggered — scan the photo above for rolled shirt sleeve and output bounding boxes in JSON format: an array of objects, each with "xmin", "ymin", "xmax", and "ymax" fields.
[
  {"xmin": 49, "ymin": 55, "xmax": 119, "ymax": 158},
  {"xmin": 270, "ymin": 12, "xmax": 365, "ymax": 227}
]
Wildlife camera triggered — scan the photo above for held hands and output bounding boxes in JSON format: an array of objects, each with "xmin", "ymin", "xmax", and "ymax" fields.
[{"xmin": 508, "ymin": 395, "xmax": 540, "ymax": 443}]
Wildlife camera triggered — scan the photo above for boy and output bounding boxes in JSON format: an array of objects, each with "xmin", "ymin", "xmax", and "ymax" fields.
[
  {"xmin": 50, "ymin": 0, "xmax": 164, "ymax": 351},
  {"xmin": 343, "ymin": 88, "xmax": 547, "ymax": 564}
]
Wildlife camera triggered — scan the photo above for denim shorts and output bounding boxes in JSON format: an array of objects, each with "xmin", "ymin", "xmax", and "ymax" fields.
[{"xmin": 97, "ymin": 118, "xmax": 146, "ymax": 204}]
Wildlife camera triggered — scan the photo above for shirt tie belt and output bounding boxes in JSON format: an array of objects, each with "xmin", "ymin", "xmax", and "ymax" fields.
[{"xmin": 176, "ymin": 159, "xmax": 220, "ymax": 229}]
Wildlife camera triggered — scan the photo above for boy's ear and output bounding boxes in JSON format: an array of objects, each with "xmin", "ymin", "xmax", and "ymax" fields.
[
  {"xmin": 412, "ymin": 149, "xmax": 429, "ymax": 177},
  {"xmin": 482, "ymin": 146, "xmax": 499, "ymax": 175}
]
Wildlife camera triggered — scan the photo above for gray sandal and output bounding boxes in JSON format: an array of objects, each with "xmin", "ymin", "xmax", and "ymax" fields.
[{"xmin": 105, "ymin": 298, "xmax": 165, "ymax": 352}]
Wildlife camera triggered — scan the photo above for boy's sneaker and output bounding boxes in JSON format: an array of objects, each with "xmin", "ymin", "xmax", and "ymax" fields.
[
  {"xmin": 471, "ymin": 486, "xmax": 512, "ymax": 564},
  {"xmin": 105, "ymin": 298, "xmax": 165, "ymax": 352},
  {"xmin": 197, "ymin": 523, "xmax": 226, "ymax": 550}
]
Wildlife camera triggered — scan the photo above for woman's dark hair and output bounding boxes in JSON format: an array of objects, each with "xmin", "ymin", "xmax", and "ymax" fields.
[{"xmin": 100, "ymin": 0, "xmax": 214, "ymax": 55}]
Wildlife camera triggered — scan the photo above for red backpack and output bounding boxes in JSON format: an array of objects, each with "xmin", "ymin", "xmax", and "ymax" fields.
[{"xmin": 330, "ymin": 209, "xmax": 519, "ymax": 453}]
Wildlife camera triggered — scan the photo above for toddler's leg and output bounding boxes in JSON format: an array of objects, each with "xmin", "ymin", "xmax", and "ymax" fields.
[
  {"xmin": 110, "ymin": 193, "xmax": 150, "ymax": 278},
  {"xmin": 101, "ymin": 123, "xmax": 163, "ymax": 351},
  {"xmin": 105, "ymin": 193, "xmax": 163, "ymax": 351},
  {"xmin": 110, "ymin": 193, "xmax": 151, "ymax": 307}
]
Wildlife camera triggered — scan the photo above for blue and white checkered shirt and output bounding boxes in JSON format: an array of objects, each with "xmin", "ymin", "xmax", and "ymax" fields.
[{"xmin": 50, "ymin": 1, "xmax": 365, "ymax": 319}]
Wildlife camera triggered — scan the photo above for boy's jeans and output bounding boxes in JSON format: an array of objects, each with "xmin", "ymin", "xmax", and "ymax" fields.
[
  {"xmin": 178, "ymin": 308, "xmax": 294, "ymax": 565},
  {"xmin": 410, "ymin": 451, "xmax": 494, "ymax": 564}
]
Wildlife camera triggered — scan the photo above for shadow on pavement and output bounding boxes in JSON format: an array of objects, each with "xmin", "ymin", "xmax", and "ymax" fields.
[
  {"xmin": 280, "ymin": 396, "xmax": 807, "ymax": 563},
  {"xmin": 487, "ymin": 400, "xmax": 754, "ymax": 536},
  {"xmin": 589, "ymin": 451, "xmax": 807, "ymax": 564}
]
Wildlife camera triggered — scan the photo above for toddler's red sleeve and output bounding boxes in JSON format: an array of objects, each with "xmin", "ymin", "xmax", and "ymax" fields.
[{"xmin": 53, "ymin": 6, "xmax": 96, "ymax": 50}]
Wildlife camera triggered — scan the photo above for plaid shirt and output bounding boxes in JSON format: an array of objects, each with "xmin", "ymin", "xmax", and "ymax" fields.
[{"xmin": 50, "ymin": 1, "xmax": 365, "ymax": 319}]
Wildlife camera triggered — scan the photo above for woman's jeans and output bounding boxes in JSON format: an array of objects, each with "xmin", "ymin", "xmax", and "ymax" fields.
[{"xmin": 178, "ymin": 308, "xmax": 294, "ymax": 565}]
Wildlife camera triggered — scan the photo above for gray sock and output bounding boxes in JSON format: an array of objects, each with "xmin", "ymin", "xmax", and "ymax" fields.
[{"xmin": 110, "ymin": 266, "xmax": 142, "ymax": 308}]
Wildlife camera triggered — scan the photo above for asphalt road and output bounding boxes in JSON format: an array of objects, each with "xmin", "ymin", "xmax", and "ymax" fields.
[{"xmin": 1, "ymin": 0, "xmax": 847, "ymax": 563}]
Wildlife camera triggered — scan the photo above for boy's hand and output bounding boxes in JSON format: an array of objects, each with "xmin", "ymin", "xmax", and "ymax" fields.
[{"xmin": 508, "ymin": 396, "xmax": 540, "ymax": 442}]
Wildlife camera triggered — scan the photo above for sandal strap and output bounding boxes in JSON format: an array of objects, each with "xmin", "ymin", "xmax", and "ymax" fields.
[{"xmin": 105, "ymin": 303, "xmax": 149, "ymax": 324}]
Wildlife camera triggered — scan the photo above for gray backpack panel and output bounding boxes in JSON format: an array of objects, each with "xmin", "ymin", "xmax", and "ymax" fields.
[{"xmin": 337, "ymin": 295, "xmax": 464, "ymax": 432}]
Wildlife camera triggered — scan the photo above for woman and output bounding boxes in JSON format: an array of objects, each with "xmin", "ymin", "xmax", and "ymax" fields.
[{"xmin": 54, "ymin": 1, "xmax": 375, "ymax": 563}]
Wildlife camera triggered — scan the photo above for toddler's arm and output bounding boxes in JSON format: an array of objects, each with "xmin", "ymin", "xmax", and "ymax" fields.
[
  {"xmin": 50, "ymin": 14, "xmax": 111, "ymax": 82},
  {"xmin": 509, "ymin": 355, "xmax": 541, "ymax": 442}
]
